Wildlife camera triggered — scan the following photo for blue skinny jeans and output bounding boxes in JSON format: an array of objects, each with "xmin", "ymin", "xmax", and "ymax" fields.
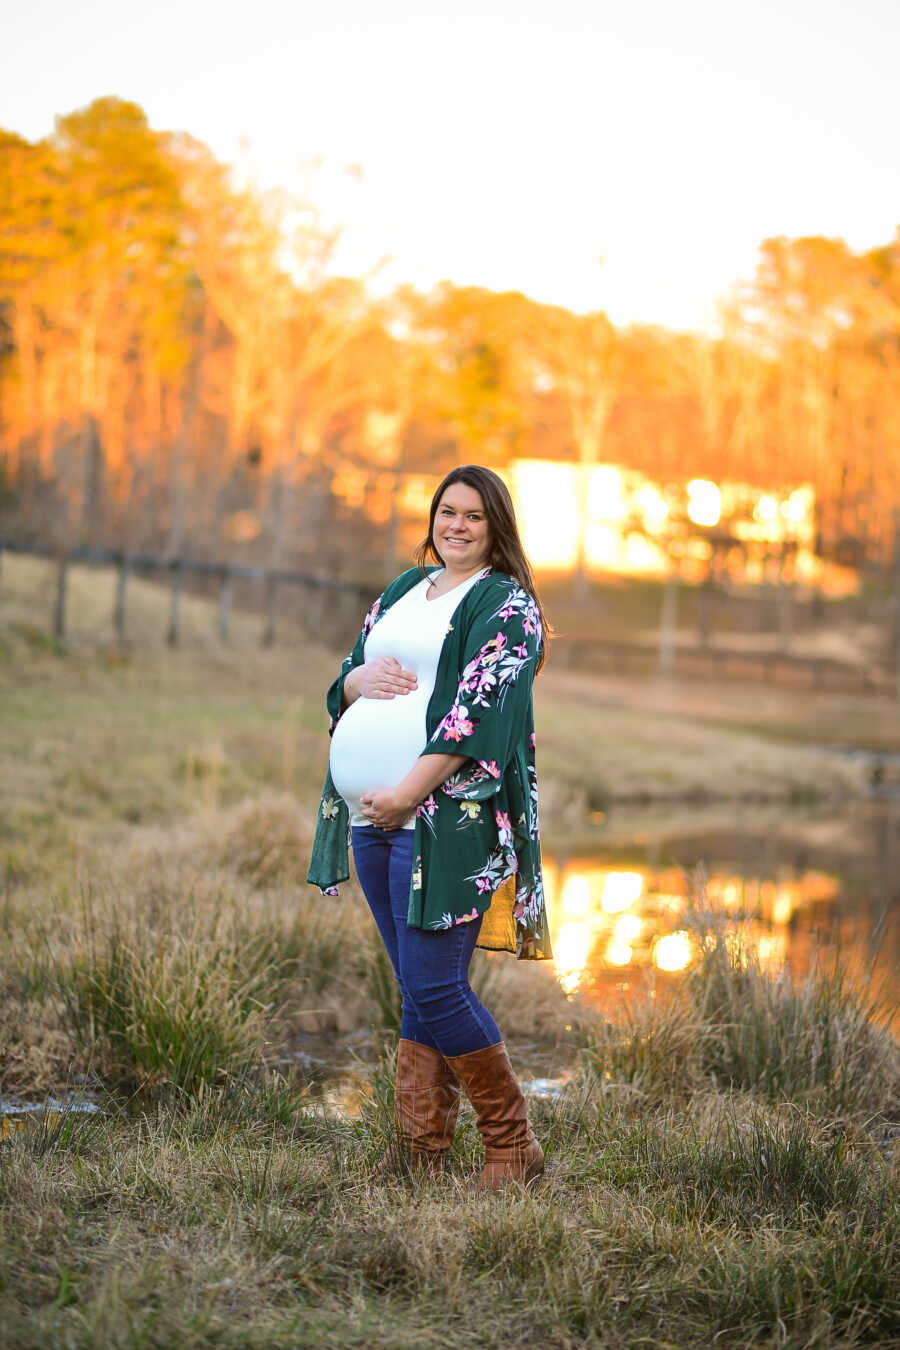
[{"xmin": 351, "ymin": 825, "xmax": 502, "ymax": 1057}]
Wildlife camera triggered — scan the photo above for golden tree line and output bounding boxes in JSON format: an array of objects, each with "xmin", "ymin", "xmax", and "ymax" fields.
[{"xmin": 1, "ymin": 96, "xmax": 899, "ymax": 575}]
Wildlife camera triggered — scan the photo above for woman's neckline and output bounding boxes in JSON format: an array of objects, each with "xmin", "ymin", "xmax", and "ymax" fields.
[{"xmin": 423, "ymin": 566, "xmax": 488, "ymax": 603}]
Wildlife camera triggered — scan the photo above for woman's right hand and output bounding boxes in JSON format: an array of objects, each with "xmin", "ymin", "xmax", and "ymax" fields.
[{"xmin": 343, "ymin": 657, "xmax": 418, "ymax": 705}]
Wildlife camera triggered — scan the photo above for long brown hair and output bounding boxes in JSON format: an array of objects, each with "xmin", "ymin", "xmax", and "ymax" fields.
[{"xmin": 415, "ymin": 464, "xmax": 550, "ymax": 671}]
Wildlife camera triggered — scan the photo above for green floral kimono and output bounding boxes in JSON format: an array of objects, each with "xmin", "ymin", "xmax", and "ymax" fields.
[{"xmin": 306, "ymin": 566, "xmax": 552, "ymax": 960}]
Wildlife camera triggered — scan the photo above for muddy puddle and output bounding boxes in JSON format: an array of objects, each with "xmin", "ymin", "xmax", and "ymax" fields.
[
  {"xmin": 275, "ymin": 1029, "xmax": 573, "ymax": 1118},
  {"xmin": 0, "ymin": 1095, "xmax": 101, "ymax": 1139}
]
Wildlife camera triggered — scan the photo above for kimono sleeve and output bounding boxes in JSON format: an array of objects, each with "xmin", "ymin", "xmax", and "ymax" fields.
[
  {"xmin": 325, "ymin": 590, "xmax": 384, "ymax": 732},
  {"xmin": 306, "ymin": 588, "xmax": 384, "ymax": 895},
  {"xmin": 421, "ymin": 583, "xmax": 541, "ymax": 781}
]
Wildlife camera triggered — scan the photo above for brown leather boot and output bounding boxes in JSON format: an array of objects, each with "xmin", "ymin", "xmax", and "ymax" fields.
[
  {"xmin": 444, "ymin": 1041, "xmax": 544, "ymax": 1188},
  {"xmin": 379, "ymin": 1038, "xmax": 461, "ymax": 1176}
]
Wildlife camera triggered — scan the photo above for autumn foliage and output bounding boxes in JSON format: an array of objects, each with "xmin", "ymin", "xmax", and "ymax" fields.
[{"xmin": 1, "ymin": 97, "xmax": 898, "ymax": 576}]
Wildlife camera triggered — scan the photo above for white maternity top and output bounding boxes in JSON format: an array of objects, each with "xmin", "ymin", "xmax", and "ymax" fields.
[{"xmin": 329, "ymin": 570, "xmax": 484, "ymax": 827}]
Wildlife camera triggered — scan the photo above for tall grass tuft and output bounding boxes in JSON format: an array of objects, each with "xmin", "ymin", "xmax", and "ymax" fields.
[
  {"xmin": 56, "ymin": 918, "xmax": 286, "ymax": 1094},
  {"xmin": 31, "ymin": 865, "xmax": 354, "ymax": 1096},
  {"xmin": 582, "ymin": 902, "xmax": 900, "ymax": 1118},
  {"xmin": 687, "ymin": 904, "xmax": 900, "ymax": 1115},
  {"xmin": 583, "ymin": 982, "xmax": 702, "ymax": 1102},
  {"xmin": 353, "ymin": 1044, "xmax": 400, "ymax": 1168}
]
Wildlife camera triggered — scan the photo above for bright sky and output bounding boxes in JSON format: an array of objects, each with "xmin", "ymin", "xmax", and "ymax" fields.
[{"xmin": 4, "ymin": 0, "xmax": 899, "ymax": 332}]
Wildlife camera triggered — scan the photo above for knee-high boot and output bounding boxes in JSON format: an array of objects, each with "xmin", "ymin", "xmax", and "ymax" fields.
[
  {"xmin": 384, "ymin": 1038, "xmax": 461, "ymax": 1174},
  {"xmin": 444, "ymin": 1041, "xmax": 544, "ymax": 1188}
]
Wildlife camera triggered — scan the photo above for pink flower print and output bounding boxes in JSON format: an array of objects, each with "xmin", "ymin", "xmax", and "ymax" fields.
[
  {"xmin": 417, "ymin": 793, "xmax": 438, "ymax": 819},
  {"xmin": 455, "ymin": 907, "xmax": 479, "ymax": 925},
  {"xmin": 513, "ymin": 641, "xmax": 528, "ymax": 659},
  {"xmin": 482, "ymin": 632, "xmax": 507, "ymax": 665},
  {"xmin": 498, "ymin": 601, "xmax": 516, "ymax": 621},
  {"xmin": 495, "ymin": 809, "xmax": 513, "ymax": 845},
  {"xmin": 529, "ymin": 731, "xmax": 536, "ymax": 749},
  {"xmin": 475, "ymin": 876, "xmax": 493, "ymax": 894},
  {"xmin": 479, "ymin": 759, "xmax": 501, "ymax": 779},
  {"xmin": 513, "ymin": 899, "xmax": 525, "ymax": 919},
  {"xmin": 440, "ymin": 703, "xmax": 475, "ymax": 742},
  {"xmin": 363, "ymin": 598, "xmax": 381, "ymax": 635},
  {"xmin": 457, "ymin": 706, "xmax": 474, "ymax": 733}
]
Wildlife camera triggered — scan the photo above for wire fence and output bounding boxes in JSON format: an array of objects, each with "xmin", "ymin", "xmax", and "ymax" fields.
[
  {"xmin": 0, "ymin": 540, "xmax": 377, "ymax": 649},
  {"xmin": 1, "ymin": 539, "xmax": 897, "ymax": 698}
]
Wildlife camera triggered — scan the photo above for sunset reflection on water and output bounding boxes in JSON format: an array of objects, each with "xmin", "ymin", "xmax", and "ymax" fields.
[{"xmin": 546, "ymin": 859, "xmax": 840, "ymax": 998}]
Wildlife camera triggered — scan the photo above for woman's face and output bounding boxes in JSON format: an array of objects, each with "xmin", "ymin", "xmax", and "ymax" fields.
[{"xmin": 432, "ymin": 482, "xmax": 492, "ymax": 572}]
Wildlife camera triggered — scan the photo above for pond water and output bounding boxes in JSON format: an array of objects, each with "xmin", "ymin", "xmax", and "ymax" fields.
[
  {"xmin": 542, "ymin": 798, "xmax": 900, "ymax": 1030},
  {"xmin": 0, "ymin": 1095, "xmax": 100, "ymax": 1138}
]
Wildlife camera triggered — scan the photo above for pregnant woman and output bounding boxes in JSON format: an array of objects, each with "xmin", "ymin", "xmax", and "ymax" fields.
[{"xmin": 307, "ymin": 465, "xmax": 552, "ymax": 1186}]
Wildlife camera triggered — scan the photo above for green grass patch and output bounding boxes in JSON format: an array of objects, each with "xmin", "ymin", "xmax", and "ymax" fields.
[{"xmin": 3, "ymin": 1089, "xmax": 896, "ymax": 1349}]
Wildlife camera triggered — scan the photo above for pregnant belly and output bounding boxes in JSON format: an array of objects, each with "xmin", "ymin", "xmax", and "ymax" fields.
[{"xmin": 329, "ymin": 692, "xmax": 429, "ymax": 819}]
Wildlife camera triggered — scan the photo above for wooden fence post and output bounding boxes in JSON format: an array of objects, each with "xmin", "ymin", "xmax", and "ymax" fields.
[
  {"xmin": 696, "ymin": 551, "xmax": 714, "ymax": 650},
  {"xmin": 53, "ymin": 554, "xmax": 68, "ymax": 640},
  {"xmin": 340, "ymin": 584, "xmax": 366, "ymax": 632},
  {"xmin": 658, "ymin": 567, "xmax": 678, "ymax": 676},
  {"xmin": 777, "ymin": 544, "xmax": 793, "ymax": 651},
  {"xmin": 219, "ymin": 568, "xmax": 232, "ymax": 642},
  {"xmin": 307, "ymin": 580, "xmax": 324, "ymax": 637},
  {"xmin": 114, "ymin": 554, "xmax": 130, "ymax": 641},
  {"xmin": 261, "ymin": 573, "xmax": 277, "ymax": 647},
  {"xmin": 166, "ymin": 560, "xmax": 182, "ymax": 647},
  {"xmin": 758, "ymin": 548, "xmax": 772, "ymax": 631}
]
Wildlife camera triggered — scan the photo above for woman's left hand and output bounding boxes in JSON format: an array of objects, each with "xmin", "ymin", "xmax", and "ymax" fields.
[{"xmin": 360, "ymin": 787, "xmax": 414, "ymax": 831}]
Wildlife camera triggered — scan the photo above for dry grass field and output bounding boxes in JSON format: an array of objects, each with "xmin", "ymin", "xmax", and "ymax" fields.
[{"xmin": 1, "ymin": 554, "xmax": 899, "ymax": 1349}]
